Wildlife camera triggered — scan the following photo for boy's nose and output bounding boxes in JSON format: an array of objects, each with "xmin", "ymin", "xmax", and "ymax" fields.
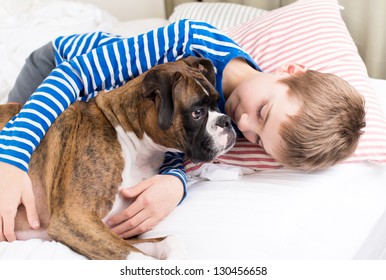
[{"xmin": 237, "ymin": 113, "xmax": 252, "ymax": 131}]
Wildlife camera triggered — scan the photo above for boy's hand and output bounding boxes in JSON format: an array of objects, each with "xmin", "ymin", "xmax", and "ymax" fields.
[
  {"xmin": 0, "ymin": 162, "xmax": 40, "ymax": 241},
  {"xmin": 107, "ymin": 175, "xmax": 183, "ymax": 238}
]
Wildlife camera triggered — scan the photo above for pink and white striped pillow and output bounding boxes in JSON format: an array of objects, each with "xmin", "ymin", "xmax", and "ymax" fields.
[{"xmin": 184, "ymin": 0, "xmax": 386, "ymax": 173}]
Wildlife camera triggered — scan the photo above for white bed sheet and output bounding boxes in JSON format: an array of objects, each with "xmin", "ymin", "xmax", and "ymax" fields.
[
  {"xmin": 0, "ymin": 0, "xmax": 386, "ymax": 260},
  {"xmin": 1, "ymin": 162, "xmax": 386, "ymax": 260}
]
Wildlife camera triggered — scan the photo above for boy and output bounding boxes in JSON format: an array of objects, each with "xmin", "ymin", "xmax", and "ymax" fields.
[{"xmin": 0, "ymin": 19, "xmax": 366, "ymax": 242}]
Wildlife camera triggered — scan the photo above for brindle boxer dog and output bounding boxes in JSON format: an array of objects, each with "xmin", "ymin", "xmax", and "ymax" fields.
[{"xmin": 0, "ymin": 57, "xmax": 236, "ymax": 260}]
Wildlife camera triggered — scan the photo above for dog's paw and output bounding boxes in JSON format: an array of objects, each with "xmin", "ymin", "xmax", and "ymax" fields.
[
  {"xmin": 133, "ymin": 235, "xmax": 187, "ymax": 260},
  {"xmin": 158, "ymin": 235, "xmax": 188, "ymax": 260}
]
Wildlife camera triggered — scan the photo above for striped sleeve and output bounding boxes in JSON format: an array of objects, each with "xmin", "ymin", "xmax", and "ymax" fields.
[
  {"xmin": 53, "ymin": 32, "xmax": 123, "ymax": 64},
  {"xmin": 0, "ymin": 62, "xmax": 82, "ymax": 171},
  {"xmin": 160, "ymin": 152, "xmax": 187, "ymax": 204}
]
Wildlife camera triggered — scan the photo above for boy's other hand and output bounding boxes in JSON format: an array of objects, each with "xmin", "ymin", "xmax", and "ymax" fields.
[
  {"xmin": 107, "ymin": 175, "xmax": 183, "ymax": 238},
  {"xmin": 0, "ymin": 162, "xmax": 40, "ymax": 241}
]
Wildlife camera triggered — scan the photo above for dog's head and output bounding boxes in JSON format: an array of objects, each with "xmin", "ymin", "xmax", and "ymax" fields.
[{"xmin": 141, "ymin": 56, "xmax": 236, "ymax": 162}]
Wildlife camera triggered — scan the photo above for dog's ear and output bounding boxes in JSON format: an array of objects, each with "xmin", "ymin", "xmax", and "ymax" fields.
[
  {"xmin": 181, "ymin": 56, "xmax": 216, "ymax": 86},
  {"xmin": 142, "ymin": 69, "xmax": 178, "ymax": 130}
]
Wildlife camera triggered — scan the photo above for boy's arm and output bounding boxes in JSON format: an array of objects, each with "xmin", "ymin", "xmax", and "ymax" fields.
[
  {"xmin": 0, "ymin": 59, "xmax": 84, "ymax": 241},
  {"xmin": 0, "ymin": 61, "xmax": 83, "ymax": 171}
]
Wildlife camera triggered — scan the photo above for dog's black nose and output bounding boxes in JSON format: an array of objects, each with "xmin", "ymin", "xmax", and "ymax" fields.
[{"xmin": 216, "ymin": 115, "xmax": 232, "ymax": 130}]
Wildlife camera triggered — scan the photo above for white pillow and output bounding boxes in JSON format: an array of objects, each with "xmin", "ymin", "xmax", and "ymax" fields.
[{"xmin": 169, "ymin": 2, "xmax": 267, "ymax": 30}]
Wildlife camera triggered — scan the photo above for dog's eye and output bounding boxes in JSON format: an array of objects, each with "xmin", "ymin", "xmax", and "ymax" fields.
[{"xmin": 192, "ymin": 108, "xmax": 205, "ymax": 120}]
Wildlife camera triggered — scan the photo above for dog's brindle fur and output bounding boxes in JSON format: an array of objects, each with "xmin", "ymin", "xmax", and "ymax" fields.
[{"xmin": 0, "ymin": 57, "xmax": 235, "ymax": 260}]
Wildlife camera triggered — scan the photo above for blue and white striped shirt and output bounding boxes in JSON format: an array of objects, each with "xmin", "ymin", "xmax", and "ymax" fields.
[{"xmin": 0, "ymin": 19, "xmax": 258, "ymax": 198}]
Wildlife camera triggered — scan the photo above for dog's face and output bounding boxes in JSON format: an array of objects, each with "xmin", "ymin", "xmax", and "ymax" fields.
[{"xmin": 141, "ymin": 56, "xmax": 236, "ymax": 162}]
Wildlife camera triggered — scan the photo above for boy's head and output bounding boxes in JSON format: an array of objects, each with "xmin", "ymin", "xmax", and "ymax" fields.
[
  {"xmin": 224, "ymin": 60, "xmax": 366, "ymax": 171},
  {"xmin": 276, "ymin": 69, "xmax": 366, "ymax": 171}
]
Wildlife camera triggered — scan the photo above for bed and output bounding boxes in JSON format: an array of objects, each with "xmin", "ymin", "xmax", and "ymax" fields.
[{"xmin": 0, "ymin": 0, "xmax": 386, "ymax": 260}]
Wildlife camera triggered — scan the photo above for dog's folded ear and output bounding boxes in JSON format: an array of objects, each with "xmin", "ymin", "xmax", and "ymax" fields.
[
  {"xmin": 141, "ymin": 69, "xmax": 178, "ymax": 131},
  {"xmin": 181, "ymin": 56, "xmax": 216, "ymax": 87}
]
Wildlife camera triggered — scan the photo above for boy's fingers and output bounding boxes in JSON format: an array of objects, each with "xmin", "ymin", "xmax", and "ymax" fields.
[
  {"xmin": 107, "ymin": 199, "xmax": 143, "ymax": 227},
  {"xmin": 3, "ymin": 215, "xmax": 16, "ymax": 242},
  {"xmin": 22, "ymin": 190, "xmax": 40, "ymax": 230},
  {"xmin": 121, "ymin": 180, "xmax": 152, "ymax": 198},
  {"xmin": 111, "ymin": 209, "xmax": 147, "ymax": 236},
  {"xmin": 118, "ymin": 218, "xmax": 154, "ymax": 239}
]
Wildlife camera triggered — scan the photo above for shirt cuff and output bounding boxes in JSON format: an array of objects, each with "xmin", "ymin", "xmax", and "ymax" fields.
[{"xmin": 161, "ymin": 168, "xmax": 187, "ymax": 205}]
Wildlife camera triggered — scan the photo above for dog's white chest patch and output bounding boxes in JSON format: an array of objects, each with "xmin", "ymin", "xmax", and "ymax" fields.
[{"xmin": 102, "ymin": 126, "xmax": 166, "ymax": 222}]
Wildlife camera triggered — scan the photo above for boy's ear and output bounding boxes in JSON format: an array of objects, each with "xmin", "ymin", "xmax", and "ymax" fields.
[{"xmin": 276, "ymin": 63, "xmax": 308, "ymax": 74}]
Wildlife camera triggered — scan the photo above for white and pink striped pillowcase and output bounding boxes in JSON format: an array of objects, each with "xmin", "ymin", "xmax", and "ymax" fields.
[
  {"xmin": 183, "ymin": 138, "xmax": 280, "ymax": 173},
  {"xmin": 184, "ymin": 0, "xmax": 386, "ymax": 173}
]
